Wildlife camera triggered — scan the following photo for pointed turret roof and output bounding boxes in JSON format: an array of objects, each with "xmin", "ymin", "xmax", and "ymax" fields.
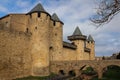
[
  {"xmin": 73, "ymin": 26, "xmax": 82, "ymax": 36},
  {"xmin": 51, "ymin": 13, "xmax": 63, "ymax": 24},
  {"xmin": 51, "ymin": 13, "xmax": 60, "ymax": 21},
  {"xmin": 28, "ymin": 3, "xmax": 47, "ymax": 14},
  {"xmin": 68, "ymin": 26, "xmax": 86, "ymax": 41},
  {"xmin": 88, "ymin": 35, "xmax": 94, "ymax": 42}
]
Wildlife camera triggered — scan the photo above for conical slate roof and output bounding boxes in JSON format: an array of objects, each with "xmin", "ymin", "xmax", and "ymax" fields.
[
  {"xmin": 51, "ymin": 13, "xmax": 61, "ymax": 22},
  {"xmin": 28, "ymin": 3, "xmax": 47, "ymax": 14},
  {"xmin": 88, "ymin": 35, "xmax": 94, "ymax": 42},
  {"xmin": 68, "ymin": 26, "xmax": 86, "ymax": 41},
  {"xmin": 73, "ymin": 26, "xmax": 82, "ymax": 36}
]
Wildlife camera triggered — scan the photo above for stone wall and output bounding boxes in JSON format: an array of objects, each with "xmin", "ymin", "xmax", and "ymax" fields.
[
  {"xmin": 83, "ymin": 52, "xmax": 90, "ymax": 60},
  {"xmin": 0, "ymin": 14, "xmax": 28, "ymax": 32},
  {"xmin": 28, "ymin": 12, "xmax": 50, "ymax": 76},
  {"xmin": 0, "ymin": 30, "xmax": 32, "ymax": 80},
  {"xmin": 63, "ymin": 48, "xmax": 77, "ymax": 60},
  {"xmin": 0, "ymin": 15, "xmax": 11, "ymax": 30},
  {"xmin": 0, "ymin": 6, "xmax": 95, "ymax": 79},
  {"xmin": 73, "ymin": 40, "xmax": 85, "ymax": 60},
  {"xmin": 10, "ymin": 14, "xmax": 27, "ymax": 32},
  {"xmin": 86, "ymin": 41, "xmax": 95, "ymax": 60},
  {"xmin": 0, "ymin": 12, "xmax": 52, "ymax": 79},
  {"xmin": 50, "ymin": 21, "xmax": 63, "ymax": 61}
]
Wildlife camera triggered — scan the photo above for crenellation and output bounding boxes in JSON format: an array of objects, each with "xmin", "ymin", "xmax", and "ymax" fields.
[{"xmin": 0, "ymin": 3, "xmax": 95, "ymax": 79}]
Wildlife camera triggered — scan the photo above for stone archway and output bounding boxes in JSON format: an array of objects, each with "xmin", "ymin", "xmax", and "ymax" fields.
[
  {"xmin": 68, "ymin": 70, "xmax": 76, "ymax": 77},
  {"xmin": 59, "ymin": 70, "xmax": 65, "ymax": 75},
  {"xmin": 79, "ymin": 65, "xmax": 97, "ymax": 79},
  {"xmin": 102, "ymin": 65, "xmax": 120, "ymax": 79},
  {"xmin": 97, "ymin": 64, "xmax": 120, "ymax": 79}
]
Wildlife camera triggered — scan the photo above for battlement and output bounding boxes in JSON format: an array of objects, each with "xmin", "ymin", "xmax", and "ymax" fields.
[
  {"xmin": 68, "ymin": 35, "xmax": 87, "ymax": 41},
  {"xmin": 63, "ymin": 41, "xmax": 77, "ymax": 50},
  {"xmin": 84, "ymin": 47, "xmax": 91, "ymax": 52},
  {"xmin": 0, "ymin": 3, "xmax": 95, "ymax": 79},
  {"xmin": 0, "ymin": 3, "xmax": 64, "ymax": 35}
]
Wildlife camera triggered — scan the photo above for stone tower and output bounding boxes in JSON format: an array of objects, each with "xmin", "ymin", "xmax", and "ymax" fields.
[
  {"xmin": 68, "ymin": 27, "xmax": 87, "ymax": 60},
  {"xmin": 50, "ymin": 13, "xmax": 64, "ymax": 61},
  {"xmin": 0, "ymin": 3, "xmax": 96, "ymax": 79},
  {"xmin": 87, "ymin": 35, "xmax": 95, "ymax": 60},
  {"xmin": 26, "ymin": 3, "xmax": 51, "ymax": 76}
]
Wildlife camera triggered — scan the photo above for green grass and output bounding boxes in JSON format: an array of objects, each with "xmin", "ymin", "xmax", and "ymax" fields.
[
  {"xmin": 13, "ymin": 73, "xmax": 57, "ymax": 80},
  {"xmin": 82, "ymin": 66, "xmax": 97, "ymax": 76},
  {"xmin": 102, "ymin": 70, "xmax": 120, "ymax": 80},
  {"xmin": 92, "ymin": 77, "xmax": 120, "ymax": 80},
  {"xmin": 92, "ymin": 66, "xmax": 120, "ymax": 80}
]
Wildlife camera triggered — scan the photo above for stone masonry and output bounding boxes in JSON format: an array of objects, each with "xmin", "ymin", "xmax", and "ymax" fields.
[{"xmin": 0, "ymin": 3, "xmax": 96, "ymax": 79}]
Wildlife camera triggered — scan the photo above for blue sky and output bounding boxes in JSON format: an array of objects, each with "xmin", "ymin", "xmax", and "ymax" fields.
[{"xmin": 0, "ymin": 0, "xmax": 120, "ymax": 56}]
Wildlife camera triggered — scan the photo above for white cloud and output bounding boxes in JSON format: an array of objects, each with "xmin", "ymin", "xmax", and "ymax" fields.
[
  {"xmin": 44, "ymin": 0, "xmax": 120, "ymax": 56},
  {"xmin": 0, "ymin": 5, "xmax": 8, "ymax": 12},
  {"xmin": 16, "ymin": 0, "xmax": 31, "ymax": 8}
]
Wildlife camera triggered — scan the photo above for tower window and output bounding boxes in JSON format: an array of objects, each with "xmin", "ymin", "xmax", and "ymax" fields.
[
  {"xmin": 38, "ymin": 12, "xmax": 41, "ymax": 17},
  {"xmin": 30, "ymin": 14, "xmax": 32, "ymax": 18},
  {"xmin": 26, "ymin": 28, "xmax": 29, "ymax": 33},
  {"xmin": 53, "ymin": 21, "xmax": 56, "ymax": 26},
  {"xmin": 49, "ymin": 46, "xmax": 53, "ymax": 50},
  {"xmin": 55, "ymin": 33, "xmax": 57, "ymax": 36},
  {"xmin": 35, "ymin": 26, "xmax": 37, "ymax": 30}
]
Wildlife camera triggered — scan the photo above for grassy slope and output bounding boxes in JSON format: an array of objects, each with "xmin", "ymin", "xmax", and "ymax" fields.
[
  {"xmin": 13, "ymin": 73, "xmax": 57, "ymax": 80},
  {"xmin": 92, "ymin": 67, "xmax": 120, "ymax": 80}
]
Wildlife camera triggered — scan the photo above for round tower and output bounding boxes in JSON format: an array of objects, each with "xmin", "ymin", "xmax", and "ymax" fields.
[
  {"xmin": 68, "ymin": 26, "xmax": 87, "ymax": 60},
  {"xmin": 87, "ymin": 35, "xmax": 95, "ymax": 60},
  {"xmin": 50, "ymin": 13, "xmax": 64, "ymax": 61},
  {"xmin": 26, "ymin": 3, "xmax": 51, "ymax": 76}
]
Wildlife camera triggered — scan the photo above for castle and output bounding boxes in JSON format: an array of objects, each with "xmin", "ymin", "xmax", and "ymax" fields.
[{"xmin": 0, "ymin": 3, "xmax": 95, "ymax": 79}]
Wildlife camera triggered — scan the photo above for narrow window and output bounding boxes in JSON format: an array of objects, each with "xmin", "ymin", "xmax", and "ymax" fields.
[
  {"xmin": 35, "ymin": 27, "xmax": 37, "ymax": 30},
  {"xmin": 38, "ymin": 12, "xmax": 41, "ymax": 17},
  {"xmin": 49, "ymin": 46, "xmax": 53, "ymax": 50},
  {"xmin": 55, "ymin": 33, "xmax": 57, "ymax": 36},
  {"xmin": 26, "ymin": 28, "xmax": 29, "ymax": 33},
  {"xmin": 53, "ymin": 21, "xmax": 56, "ymax": 26}
]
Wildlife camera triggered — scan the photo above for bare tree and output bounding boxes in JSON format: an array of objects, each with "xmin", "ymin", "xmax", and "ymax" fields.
[{"xmin": 91, "ymin": 0, "xmax": 120, "ymax": 26}]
